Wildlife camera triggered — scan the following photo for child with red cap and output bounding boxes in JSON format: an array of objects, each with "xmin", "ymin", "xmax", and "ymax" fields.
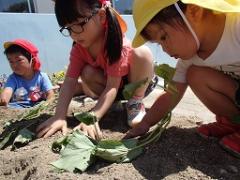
[{"xmin": 0, "ymin": 39, "xmax": 54, "ymax": 108}]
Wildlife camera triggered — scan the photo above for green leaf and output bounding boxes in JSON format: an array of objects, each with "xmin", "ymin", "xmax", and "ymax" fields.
[
  {"xmin": 154, "ymin": 63, "xmax": 178, "ymax": 95},
  {"xmin": 120, "ymin": 139, "xmax": 143, "ymax": 163},
  {"xmin": 51, "ymin": 105, "xmax": 173, "ymax": 173},
  {"xmin": 13, "ymin": 128, "xmax": 35, "ymax": 148},
  {"xmin": 51, "ymin": 130, "xmax": 96, "ymax": 172},
  {"xmin": 51, "ymin": 133, "xmax": 144, "ymax": 173},
  {"xmin": 52, "ymin": 136, "xmax": 71, "ymax": 153},
  {"xmin": 0, "ymin": 131, "xmax": 16, "ymax": 149},
  {"xmin": 0, "ymin": 97, "xmax": 57, "ymax": 150},
  {"xmin": 3, "ymin": 121, "xmax": 12, "ymax": 129},
  {"xmin": 15, "ymin": 97, "xmax": 56, "ymax": 121},
  {"xmin": 95, "ymin": 139, "xmax": 143, "ymax": 163},
  {"xmin": 138, "ymin": 112, "xmax": 171, "ymax": 146},
  {"xmin": 122, "ymin": 78, "xmax": 148, "ymax": 100},
  {"xmin": 51, "ymin": 70, "xmax": 65, "ymax": 85},
  {"xmin": 154, "ymin": 64, "xmax": 175, "ymax": 85},
  {"xmin": 0, "ymin": 107, "xmax": 48, "ymax": 150},
  {"xmin": 23, "ymin": 101, "xmax": 50, "ymax": 120},
  {"xmin": 0, "ymin": 118, "xmax": 43, "ymax": 150},
  {"xmin": 74, "ymin": 112, "xmax": 97, "ymax": 125}
]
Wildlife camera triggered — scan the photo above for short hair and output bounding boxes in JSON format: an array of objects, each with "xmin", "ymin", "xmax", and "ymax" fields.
[{"xmin": 4, "ymin": 45, "xmax": 31, "ymax": 62}]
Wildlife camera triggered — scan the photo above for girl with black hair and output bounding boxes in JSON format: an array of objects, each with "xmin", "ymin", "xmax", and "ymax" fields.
[{"xmin": 37, "ymin": 0, "xmax": 155, "ymax": 139}]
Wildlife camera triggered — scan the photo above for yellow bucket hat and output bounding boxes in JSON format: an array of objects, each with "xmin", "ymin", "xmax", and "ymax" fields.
[
  {"xmin": 132, "ymin": 0, "xmax": 240, "ymax": 48},
  {"xmin": 182, "ymin": 0, "xmax": 240, "ymax": 12},
  {"xmin": 132, "ymin": 0, "xmax": 178, "ymax": 48}
]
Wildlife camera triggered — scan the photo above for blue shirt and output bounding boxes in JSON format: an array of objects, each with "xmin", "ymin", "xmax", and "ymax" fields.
[{"xmin": 5, "ymin": 71, "xmax": 53, "ymax": 108}]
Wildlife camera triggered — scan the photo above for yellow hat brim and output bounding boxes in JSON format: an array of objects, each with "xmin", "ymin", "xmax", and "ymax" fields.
[
  {"xmin": 132, "ymin": 0, "xmax": 240, "ymax": 48},
  {"xmin": 132, "ymin": 32, "xmax": 146, "ymax": 48},
  {"xmin": 182, "ymin": 0, "xmax": 240, "ymax": 12},
  {"xmin": 132, "ymin": 0, "xmax": 178, "ymax": 48}
]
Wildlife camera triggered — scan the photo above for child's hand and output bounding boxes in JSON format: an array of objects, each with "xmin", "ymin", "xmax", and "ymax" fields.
[
  {"xmin": 36, "ymin": 116, "xmax": 68, "ymax": 138},
  {"xmin": 124, "ymin": 121, "xmax": 150, "ymax": 139},
  {"xmin": 73, "ymin": 122, "xmax": 102, "ymax": 140}
]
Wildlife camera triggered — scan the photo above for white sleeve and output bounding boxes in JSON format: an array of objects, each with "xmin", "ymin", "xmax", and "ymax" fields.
[{"xmin": 172, "ymin": 59, "xmax": 193, "ymax": 83}]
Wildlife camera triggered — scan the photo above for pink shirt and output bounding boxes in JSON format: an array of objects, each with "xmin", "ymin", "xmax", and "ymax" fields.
[{"xmin": 66, "ymin": 37, "xmax": 133, "ymax": 78}]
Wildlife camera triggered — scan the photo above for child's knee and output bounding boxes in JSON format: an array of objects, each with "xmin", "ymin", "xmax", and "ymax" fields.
[{"xmin": 81, "ymin": 65, "xmax": 96, "ymax": 82}]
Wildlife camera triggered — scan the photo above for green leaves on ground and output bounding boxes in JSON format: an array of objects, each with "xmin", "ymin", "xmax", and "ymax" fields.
[
  {"xmin": 95, "ymin": 138, "xmax": 143, "ymax": 163},
  {"xmin": 122, "ymin": 78, "xmax": 148, "ymax": 100},
  {"xmin": 0, "ymin": 98, "xmax": 56, "ymax": 150},
  {"xmin": 51, "ymin": 112, "xmax": 171, "ymax": 173},
  {"xmin": 13, "ymin": 128, "xmax": 35, "ymax": 148},
  {"xmin": 51, "ymin": 130, "xmax": 96, "ymax": 172},
  {"xmin": 51, "ymin": 130, "xmax": 144, "ymax": 172},
  {"xmin": 51, "ymin": 63, "xmax": 176, "ymax": 173},
  {"xmin": 52, "ymin": 136, "xmax": 72, "ymax": 153},
  {"xmin": 74, "ymin": 111, "xmax": 97, "ymax": 125}
]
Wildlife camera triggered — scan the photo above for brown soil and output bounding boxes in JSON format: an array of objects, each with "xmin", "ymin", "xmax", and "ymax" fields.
[{"xmin": 0, "ymin": 98, "xmax": 239, "ymax": 180}]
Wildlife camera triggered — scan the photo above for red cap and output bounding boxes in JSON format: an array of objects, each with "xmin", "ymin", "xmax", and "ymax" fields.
[{"xmin": 4, "ymin": 39, "xmax": 41, "ymax": 71}]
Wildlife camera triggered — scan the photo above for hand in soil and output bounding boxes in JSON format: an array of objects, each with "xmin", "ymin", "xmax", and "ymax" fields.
[
  {"xmin": 73, "ymin": 122, "xmax": 102, "ymax": 140},
  {"xmin": 36, "ymin": 116, "xmax": 68, "ymax": 138},
  {"xmin": 124, "ymin": 120, "xmax": 150, "ymax": 139}
]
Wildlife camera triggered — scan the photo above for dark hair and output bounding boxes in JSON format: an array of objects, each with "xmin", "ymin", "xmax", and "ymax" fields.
[
  {"xmin": 55, "ymin": 0, "xmax": 123, "ymax": 65},
  {"xmin": 4, "ymin": 45, "xmax": 31, "ymax": 62},
  {"xmin": 141, "ymin": 2, "xmax": 187, "ymax": 40}
]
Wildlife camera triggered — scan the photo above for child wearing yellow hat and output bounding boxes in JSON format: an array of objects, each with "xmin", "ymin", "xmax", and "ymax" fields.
[{"xmin": 127, "ymin": 0, "xmax": 240, "ymax": 158}]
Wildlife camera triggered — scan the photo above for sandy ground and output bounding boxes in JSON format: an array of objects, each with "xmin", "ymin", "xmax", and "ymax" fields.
[{"xmin": 0, "ymin": 89, "xmax": 239, "ymax": 180}]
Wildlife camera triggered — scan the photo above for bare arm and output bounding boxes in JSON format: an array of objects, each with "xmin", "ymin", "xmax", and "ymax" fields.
[
  {"xmin": 145, "ymin": 82, "xmax": 187, "ymax": 126},
  {"xmin": 74, "ymin": 75, "xmax": 122, "ymax": 139},
  {"xmin": 126, "ymin": 82, "xmax": 187, "ymax": 138},
  {"xmin": 0, "ymin": 88, "xmax": 13, "ymax": 106},
  {"xmin": 92, "ymin": 75, "xmax": 122, "ymax": 120},
  {"xmin": 54, "ymin": 77, "xmax": 78, "ymax": 118}
]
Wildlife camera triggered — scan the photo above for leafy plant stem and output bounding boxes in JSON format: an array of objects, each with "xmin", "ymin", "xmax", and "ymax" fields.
[
  {"xmin": 131, "ymin": 112, "xmax": 171, "ymax": 151},
  {"xmin": 93, "ymin": 122, "xmax": 101, "ymax": 141}
]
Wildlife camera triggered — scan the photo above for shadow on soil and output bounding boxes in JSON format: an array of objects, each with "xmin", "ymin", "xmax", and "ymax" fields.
[{"xmin": 131, "ymin": 126, "xmax": 240, "ymax": 180}]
